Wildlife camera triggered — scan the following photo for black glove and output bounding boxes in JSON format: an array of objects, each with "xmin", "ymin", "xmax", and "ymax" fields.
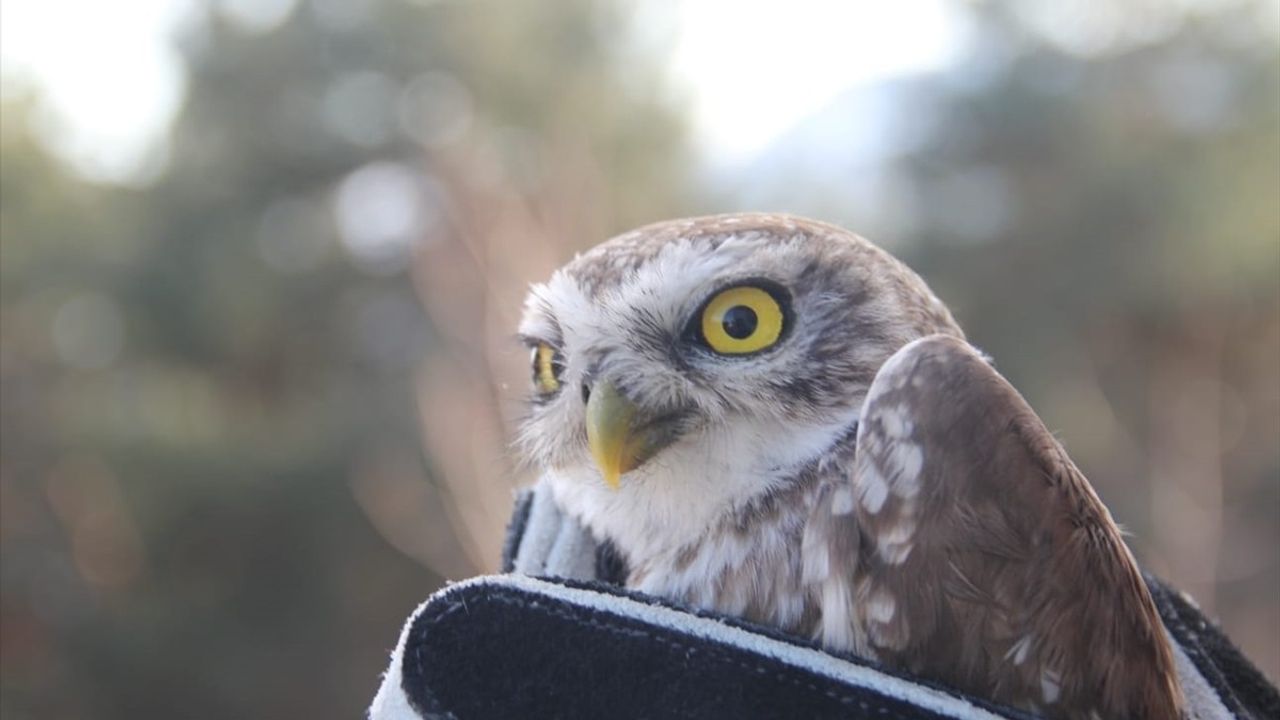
[{"xmin": 369, "ymin": 486, "xmax": 1279, "ymax": 720}]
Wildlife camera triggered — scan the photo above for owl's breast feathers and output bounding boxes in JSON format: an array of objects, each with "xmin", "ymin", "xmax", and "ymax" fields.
[{"xmin": 625, "ymin": 421, "xmax": 862, "ymax": 641}]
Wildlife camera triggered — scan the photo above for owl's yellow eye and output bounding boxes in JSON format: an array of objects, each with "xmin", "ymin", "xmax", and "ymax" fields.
[
  {"xmin": 699, "ymin": 285, "xmax": 786, "ymax": 355},
  {"xmin": 532, "ymin": 343, "xmax": 563, "ymax": 394}
]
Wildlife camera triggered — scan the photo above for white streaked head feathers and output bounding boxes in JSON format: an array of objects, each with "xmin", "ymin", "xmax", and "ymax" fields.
[{"xmin": 515, "ymin": 213, "xmax": 961, "ymax": 560}]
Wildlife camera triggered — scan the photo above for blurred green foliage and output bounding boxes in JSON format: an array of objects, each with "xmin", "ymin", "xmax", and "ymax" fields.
[{"xmin": 1, "ymin": 0, "xmax": 1276, "ymax": 717}]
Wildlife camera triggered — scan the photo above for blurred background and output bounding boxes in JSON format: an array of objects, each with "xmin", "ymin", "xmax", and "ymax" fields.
[{"xmin": 1, "ymin": 0, "xmax": 1276, "ymax": 716}]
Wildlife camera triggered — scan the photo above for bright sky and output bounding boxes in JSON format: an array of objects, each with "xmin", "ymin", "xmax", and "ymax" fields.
[
  {"xmin": 0, "ymin": 0, "xmax": 194, "ymax": 183},
  {"xmin": 0, "ymin": 0, "xmax": 965, "ymax": 184},
  {"xmin": 671, "ymin": 0, "xmax": 964, "ymax": 165}
]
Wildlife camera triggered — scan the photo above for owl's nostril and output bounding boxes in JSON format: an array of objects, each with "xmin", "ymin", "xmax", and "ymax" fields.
[{"xmin": 581, "ymin": 382, "xmax": 592, "ymax": 405}]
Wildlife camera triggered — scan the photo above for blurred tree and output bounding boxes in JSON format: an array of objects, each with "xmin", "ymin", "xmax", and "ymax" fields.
[{"xmin": 0, "ymin": 1, "xmax": 692, "ymax": 718}]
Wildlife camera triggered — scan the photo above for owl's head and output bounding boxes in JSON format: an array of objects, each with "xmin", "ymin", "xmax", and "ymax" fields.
[{"xmin": 516, "ymin": 214, "xmax": 961, "ymax": 520}]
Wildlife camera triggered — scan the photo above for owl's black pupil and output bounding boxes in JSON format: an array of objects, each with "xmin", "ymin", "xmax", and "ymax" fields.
[{"xmin": 721, "ymin": 305, "xmax": 758, "ymax": 339}]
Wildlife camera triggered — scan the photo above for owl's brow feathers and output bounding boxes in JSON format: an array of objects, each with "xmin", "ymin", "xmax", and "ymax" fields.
[{"xmin": 560, "ymin": 213, "xmax": 959, "ymax": 339}]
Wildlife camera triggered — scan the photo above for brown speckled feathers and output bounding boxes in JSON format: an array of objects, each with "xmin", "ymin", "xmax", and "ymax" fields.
[{"xmin": 845, "ymin": 335, "xmax": 1182, "ymax": 718}]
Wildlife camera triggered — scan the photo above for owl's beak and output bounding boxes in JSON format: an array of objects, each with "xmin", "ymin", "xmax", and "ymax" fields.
[{"xmin": 584, "ymin": 381, "xmax": 680, "ymax": 490}]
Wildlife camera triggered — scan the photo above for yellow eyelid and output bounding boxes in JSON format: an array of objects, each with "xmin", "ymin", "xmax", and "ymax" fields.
[
  {"xmin": 535, "ymin": 343, "xmax": 561, "ymax": 393},
  {"xmin": 699, "ymin": 285, "xmax": 786, "ymax": 355}
]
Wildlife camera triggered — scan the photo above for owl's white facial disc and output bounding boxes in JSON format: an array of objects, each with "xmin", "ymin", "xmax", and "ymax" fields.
[{"xmin": 515, "ymin": 214, "xmax": 961, "ymax": 558}]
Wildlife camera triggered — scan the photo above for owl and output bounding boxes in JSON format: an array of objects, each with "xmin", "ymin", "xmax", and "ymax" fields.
[{"xmin": 515, "ymin": 213, "xmax": 1183, "ymax": 719}]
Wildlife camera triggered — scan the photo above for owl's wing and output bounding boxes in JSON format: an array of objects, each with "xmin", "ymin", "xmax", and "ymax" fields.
[{"xmin": 849, "ymin": 335, "xmax": 1182, "ymax": 719}]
